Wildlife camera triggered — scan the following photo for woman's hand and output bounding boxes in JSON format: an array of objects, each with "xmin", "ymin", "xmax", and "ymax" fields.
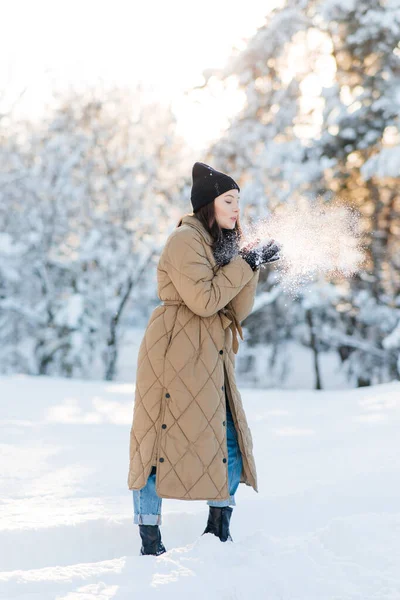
[{"xmin": 239, "ymin": 238, "xmax": 281, "ymax": 271}]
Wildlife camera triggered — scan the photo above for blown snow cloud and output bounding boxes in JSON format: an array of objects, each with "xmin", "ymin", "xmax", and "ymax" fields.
[{"xmin": 243, "ymin": 198, "xmax": 367, "ymax": 295}]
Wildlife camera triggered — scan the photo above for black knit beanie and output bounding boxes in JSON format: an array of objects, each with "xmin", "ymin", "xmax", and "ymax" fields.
[{"xmin": 190, "ymin": 162, "xmax": 240, "ymax": 213}]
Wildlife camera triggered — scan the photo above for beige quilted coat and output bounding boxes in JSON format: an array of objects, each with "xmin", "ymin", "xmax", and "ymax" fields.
[{"xmin": 127, "ymin": 213, "xmax": 260, "ymax": 500}]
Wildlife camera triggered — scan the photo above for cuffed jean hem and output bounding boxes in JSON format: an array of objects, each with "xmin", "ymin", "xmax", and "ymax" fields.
[
  {"xmin": 206, "ymin": 494, "xmax": 236, "ymax": 507},
  {"xmin": 134, "ymin": 513, "xmax": 162, "ymax": 525}
]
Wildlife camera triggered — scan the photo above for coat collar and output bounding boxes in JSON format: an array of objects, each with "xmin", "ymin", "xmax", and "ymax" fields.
[{"xmin": 179, "ymin": 214, "xmax": 213, "ymax": 246}]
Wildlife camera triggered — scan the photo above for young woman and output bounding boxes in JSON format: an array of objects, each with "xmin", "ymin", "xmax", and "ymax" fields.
[{"xmin": 127, "ymin": 162, "xmax": 281, "ymax": 556}]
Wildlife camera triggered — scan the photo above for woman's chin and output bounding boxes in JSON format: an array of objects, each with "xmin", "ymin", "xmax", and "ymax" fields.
[{"xmin": 218, "ymin": 220, "xmax": 236, "ymax": 229}]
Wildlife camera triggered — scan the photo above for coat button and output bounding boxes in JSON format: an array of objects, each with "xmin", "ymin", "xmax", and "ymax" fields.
[
  {"xmin": 221, "ymin": 385, "xmax": 224, "ymax": 390},
  {"xmin": 219, "ymin": 350, "xmax": 223, "ymax": 355},
  {"xmin": 223, "ymin": 421, "xmax": 226, "ymax": 426},
  {"xmin": 223, "ymin": 458, "xmax": 227, "ymax": 463},
  {"xmin": 165, "ymin": 393, "xmax": 170, "ymax": 398},
  {"xmin": 159, "ymin": 457, "xmax": 164, "ymax": 462},
  {"xmin": 162, "ymin": 424, "xmax": 167, "ymax": 429}
]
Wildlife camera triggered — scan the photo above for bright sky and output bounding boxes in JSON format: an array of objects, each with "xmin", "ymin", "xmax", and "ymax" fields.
[{"xmin": 2, "ymin": 0, "xmax": 278, "ymax": 151}]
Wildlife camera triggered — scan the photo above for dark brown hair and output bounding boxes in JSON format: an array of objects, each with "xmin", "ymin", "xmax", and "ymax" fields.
[{"xmin": 177, "ymin": 201, "xmax": 243, "ymax": 253}]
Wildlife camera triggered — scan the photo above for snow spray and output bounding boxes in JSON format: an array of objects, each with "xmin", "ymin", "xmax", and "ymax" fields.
[{"xmin": 240, "ymin": 197, "xmax": 367, "ymax": 297}]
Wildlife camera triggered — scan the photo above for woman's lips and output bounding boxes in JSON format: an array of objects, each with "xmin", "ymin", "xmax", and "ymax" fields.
[{"xmin": 231, "ymin": 217, "xmax": 237, "ymax": 221}]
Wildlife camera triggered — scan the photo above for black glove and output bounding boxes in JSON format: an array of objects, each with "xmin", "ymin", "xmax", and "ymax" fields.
[
  {"xmin": 239, "ymin": 240, "xmax": 281, "ymax": 271},
  {"xmin": 212, "ymin": 228, "xmax": 240, "ymax": 267}
]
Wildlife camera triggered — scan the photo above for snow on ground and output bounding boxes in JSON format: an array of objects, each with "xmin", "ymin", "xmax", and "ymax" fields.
[{"xmin": 1, "ymin": 374, "xmax": 400, "ymax": 599}]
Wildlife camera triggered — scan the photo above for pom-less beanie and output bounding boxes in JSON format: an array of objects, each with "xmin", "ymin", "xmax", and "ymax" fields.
[{"xmin": 190, "ymin": 162, "xmax": 240, "ymax": 213}]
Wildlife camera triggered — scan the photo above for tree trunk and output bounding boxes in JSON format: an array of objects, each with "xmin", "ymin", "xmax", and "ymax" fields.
[{"xmin": 306, "ymin": 309, "xmax": 322, "ymax": 390}]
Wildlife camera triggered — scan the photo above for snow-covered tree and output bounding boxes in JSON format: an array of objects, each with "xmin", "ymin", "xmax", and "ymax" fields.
[
  {"xmin": 201, "ymin": 0, "xmax": 400, "ymax": 387},
  {"xmin": 0, "ymin": 85, "xmax": 190, "ymax": 379}
]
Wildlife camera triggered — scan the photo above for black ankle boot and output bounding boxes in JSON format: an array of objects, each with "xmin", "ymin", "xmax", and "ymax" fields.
[
  {"xmin": 202, "ymin": 506, "xmax": 233, "ymax": 542},
  {"xmin": 138, "ymin": 524, "xmax": 167, "ymax": 556}
]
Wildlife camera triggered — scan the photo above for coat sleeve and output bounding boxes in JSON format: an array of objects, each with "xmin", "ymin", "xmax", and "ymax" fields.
[
  {"xmin": 163, "ymin": 229, "xmax": 255, "ymax": 317},
  {"xmin": 227, "ymin": 268, "xmax": 260, "ymax": 323}
]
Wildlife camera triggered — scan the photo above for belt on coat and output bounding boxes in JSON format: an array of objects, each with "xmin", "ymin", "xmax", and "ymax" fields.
[{"xmin": 161, "ymin": 300, "xmax": 244, "ymax": 354}]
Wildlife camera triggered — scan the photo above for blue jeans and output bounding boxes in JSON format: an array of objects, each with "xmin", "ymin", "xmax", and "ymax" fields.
[{"xmin": 132, "ymin": 390, "xmax": 243, "ymax": 525}]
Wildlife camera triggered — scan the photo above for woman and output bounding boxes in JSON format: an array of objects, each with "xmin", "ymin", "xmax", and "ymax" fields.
[{"xmin": 127, "ymin": 162, "xmax": 281, "ymax": 556}]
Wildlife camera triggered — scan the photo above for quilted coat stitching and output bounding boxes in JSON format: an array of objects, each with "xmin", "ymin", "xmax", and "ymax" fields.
[
  {"xmin": 135, "ymin": 310, "xmax": 169, "ymax": 374},
  {"xmin": 127, "ymin": 214, "xmax": 259, "ymax": 498},
  {"xmin": 165, "ymin": 250, "xmax": 243, "ymax": 290},
  {"xmin": 157, "ymin": 404, "xmax": 226, "ymax": 496},
  {"xmin": 158, "ymin": 322, "xmax": 229, "ymax": 496},
  {"xmin": 128, "ymin": 310, "xmax": 174, "ymax": 486},
  {"xmin": 158, "ymin": 320, "xmax": 223, "ymax": 461}
]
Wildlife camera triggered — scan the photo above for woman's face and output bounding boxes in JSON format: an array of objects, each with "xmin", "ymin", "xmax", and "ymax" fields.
[{"xmin": 214, "ymin": 190, "xmax": 240, "ymax": 229}]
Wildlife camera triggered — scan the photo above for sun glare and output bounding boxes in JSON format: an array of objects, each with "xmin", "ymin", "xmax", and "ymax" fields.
[{"xmin": 2, "ymin": 0, "xmax": 279, "ymax": 150}]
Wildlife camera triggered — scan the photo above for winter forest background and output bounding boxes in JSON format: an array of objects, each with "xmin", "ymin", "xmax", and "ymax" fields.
[{"xmin": 1, "ymin": 0, "xmax": 400, "ymax": 390}]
